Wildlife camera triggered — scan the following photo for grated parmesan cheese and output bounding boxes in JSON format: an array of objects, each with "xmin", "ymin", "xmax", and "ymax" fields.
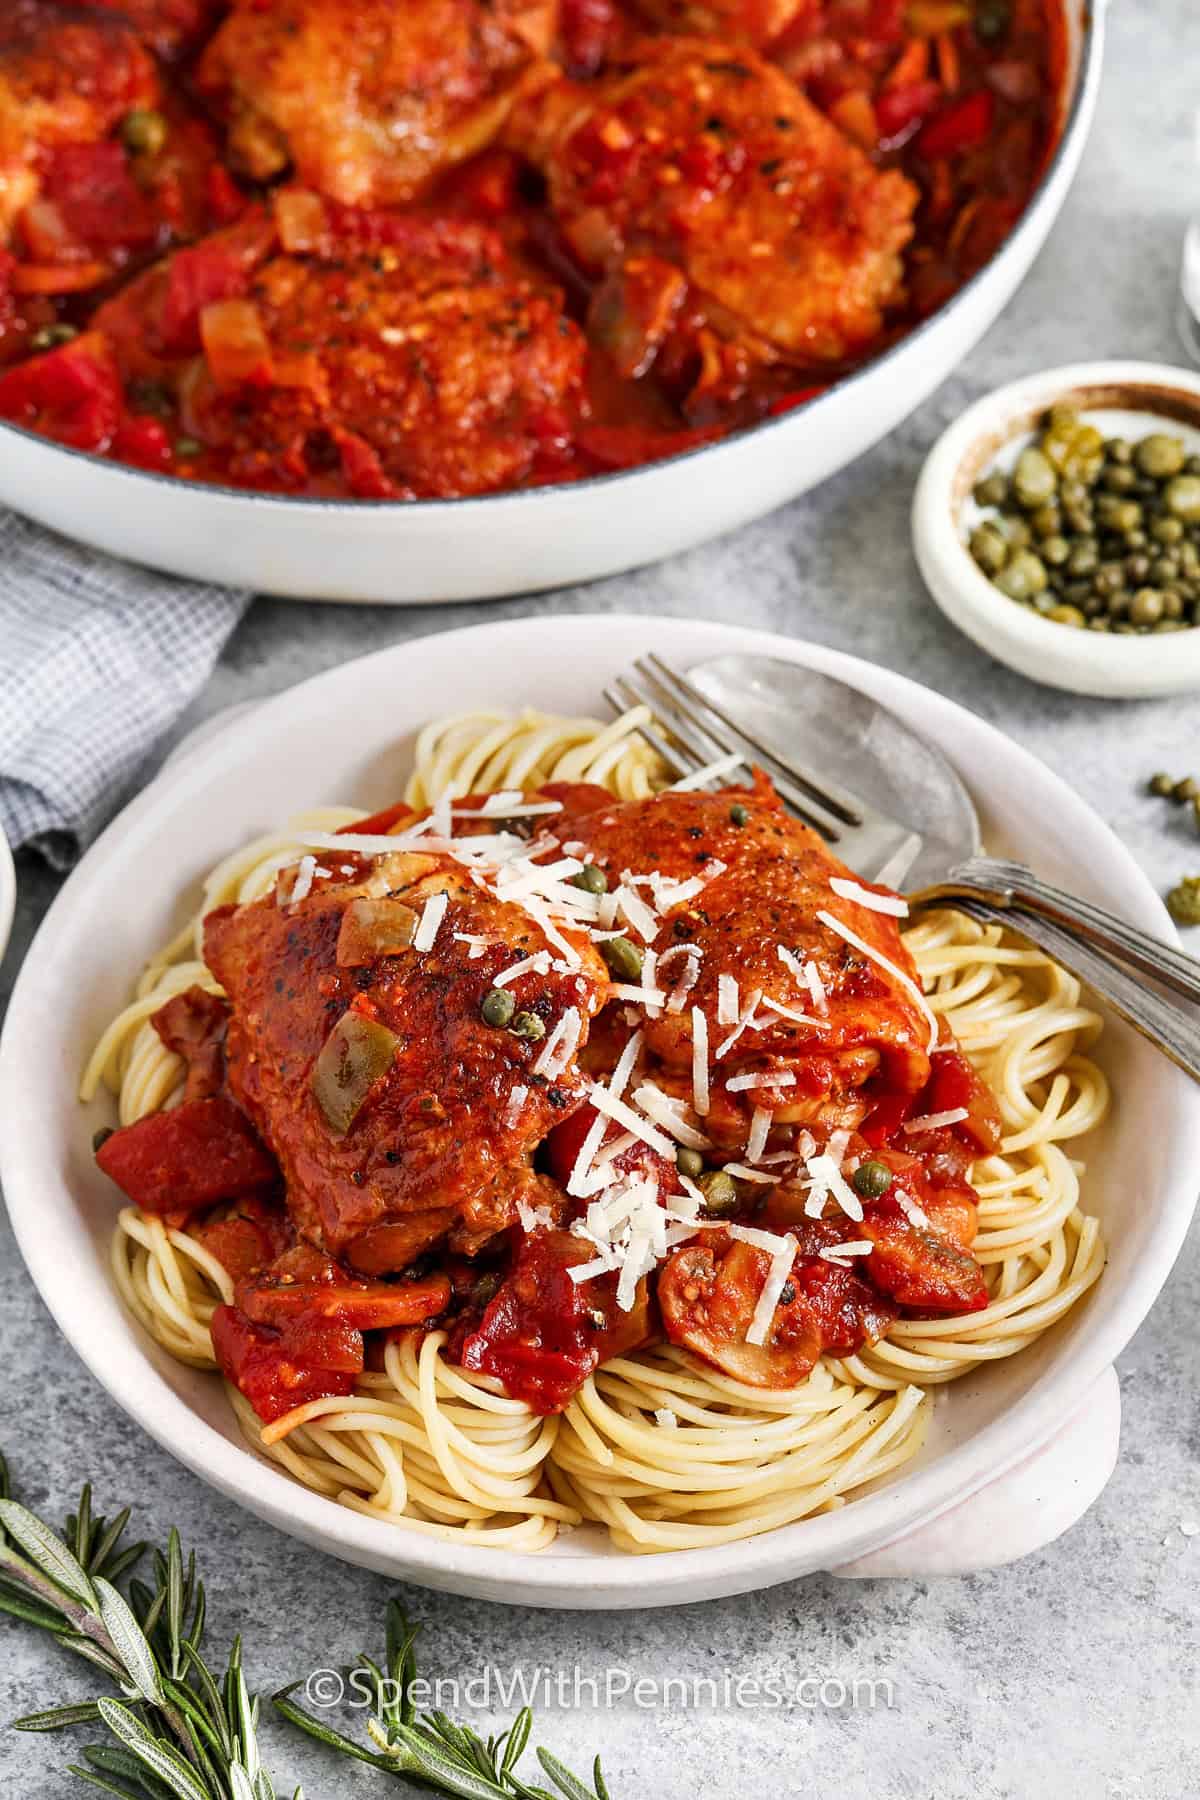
[
  {"xmin": 745, "ymin": 1234, "xmax": 798, "ymax": 1346},
  {"xmin": 669, "ymin": 753, "xmax": 744, "ymax": 791},
  {"xmin": 691, "ymin": 1005, "xmax": 710, "ymax": 1117},
  {"xmin": 817, "ymin": 909, "xmax": 939, "ymax": 1050},
  {"xmin": 829, "ymin": 876, "xmax": 909, "ymax": 918},
  {"xmin": 902, "ymin": 1107, "xmax": 969, "ymax": 1134},
  {"xmin": 725, "ymin": 1070, "xmax": 796, "ymax": 1094},
  {"xmin": 533, "ymin": 1007, "xmax": 583, "ymax": 1080},
  {"xmin": 412, "ymin": 890, "xmax": 448, "ymax": 952}
]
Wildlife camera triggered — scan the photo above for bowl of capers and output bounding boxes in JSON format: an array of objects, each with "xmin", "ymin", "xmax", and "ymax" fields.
[{"xmin": 912, "ymin": 362, "xmax": 1200, "ymax": 695}]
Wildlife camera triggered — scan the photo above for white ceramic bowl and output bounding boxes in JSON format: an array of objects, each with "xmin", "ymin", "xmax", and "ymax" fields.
[
  {"xmin": 914, "ymin": 360, "xmax": 1200, "ymax": 696},
  {"xmin": 0, "ymin": 821, "xmax": 14, "ymax": 966},
  {"xmin": 1, "ymin": 613, "xmax": 1195, "ymax": 1608},
  {"xmin": 0, "ymin": 7, "xmax": 1104, "ymax": 605}
]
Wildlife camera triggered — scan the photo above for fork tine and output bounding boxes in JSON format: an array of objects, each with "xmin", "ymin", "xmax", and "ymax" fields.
[
  {"xmin": 602, "ymin": 680, "xmax": 694, "ymax": 779},
  {"xmin": 610, "ymin": 672, "xmax": 754, "ymax": 794},
  {"xmin": 644, "ymin": 652, "xmax": 866, "ymax": 827},
  {"xmin": 631, "ymin": 657, "xmax": 848, "ymax": 842}
]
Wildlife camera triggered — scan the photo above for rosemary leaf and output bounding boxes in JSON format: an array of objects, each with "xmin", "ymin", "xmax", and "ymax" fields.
[
  {"xmin": 0, "ymin": 1499, "xmax": 98, "ymax": 1610},
  {"xmin": 96, "ymin": 1699, "xmax": 211, "ymax": 1800},
  {"xmin": 67, "ymin": 1765, "xmax": 151, "ymax": 1800},
  {"xmin": 12, "ymin": 1701, "xmax": 104, "ymax": 1732},
  {"xmin": 95, "ymin": 1578, "xmax": 165, "ymax": 1707}
]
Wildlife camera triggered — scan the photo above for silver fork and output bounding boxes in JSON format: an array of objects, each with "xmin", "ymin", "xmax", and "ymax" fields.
[{"xmin": 605, "ymin": 652, "xmax": 1200, "ymax": 1085}]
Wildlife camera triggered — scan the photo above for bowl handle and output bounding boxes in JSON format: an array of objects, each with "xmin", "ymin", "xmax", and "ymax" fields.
[{"xmin": 829, "ymin": 1365, "xmax": 1120, "ymax": 1580}]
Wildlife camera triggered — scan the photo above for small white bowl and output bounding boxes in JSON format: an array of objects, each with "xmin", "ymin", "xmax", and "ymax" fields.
[{"xmin": 913, "ymin": 361, "xmax": 1200, "ymax": 697}]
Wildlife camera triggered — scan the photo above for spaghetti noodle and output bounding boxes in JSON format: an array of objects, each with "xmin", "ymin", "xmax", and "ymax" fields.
[{"xmin": 86, "ymin": 709, "xmax": 1107, "ymax": 1553}]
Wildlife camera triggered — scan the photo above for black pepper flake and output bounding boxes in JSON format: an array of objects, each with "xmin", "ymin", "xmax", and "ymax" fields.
[
  {"xmin": 350, "ymin": 1169, "xmax": 365, "ymax": 1186},
  {"xmin": 779, "ymin": 1281, "xmax": 796, "ymax": 1305},
  {"xmin": 687, "ymin": 826, "xmax": 704, "ymax": 839}
]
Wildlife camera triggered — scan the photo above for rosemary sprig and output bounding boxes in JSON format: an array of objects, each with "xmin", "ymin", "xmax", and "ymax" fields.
[
  {"xmin": 0, "ymin": 1450, "xmax": 619, "ymax": 1800},
  {"xmin": 0, "ymin": 1452, "xmax": 296, "ymax": 1800},
  {"xmin": 274, "ymin": 1597, "xmax": 612, "ymax": 1800}
]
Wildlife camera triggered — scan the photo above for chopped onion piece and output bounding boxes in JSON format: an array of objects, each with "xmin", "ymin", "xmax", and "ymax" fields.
[{"xmin": 336, "ymin": 897, "xmax": 417, "ymax": 967}]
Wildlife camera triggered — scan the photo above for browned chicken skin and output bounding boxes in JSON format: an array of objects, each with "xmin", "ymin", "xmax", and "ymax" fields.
[
  {"xmin": 506, "ymin": 35, "xmax": 917, "ymax": 390},
  {"xmin": 203, "ymin": 849, "xmax": 610, "ymax": 1274},
  {"xmin": 196, "ymin": 0, "xmax": 558, "ymax": 206},
  {"xmin": 0, "ymin": 2, "xmax": 159, "ymax": 238},
  {"xmin": 553, "ymin": 773, "xmax": 932, "ymax": 1137}
]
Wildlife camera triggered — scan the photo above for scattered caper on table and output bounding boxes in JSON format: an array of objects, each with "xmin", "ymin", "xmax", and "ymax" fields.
[
  {"xmin": 968, "ymin": 410, "xmax": 1200, "ymax": 634},
  {"xmin": 1167, "ymin": 877, "xmax": 1200, "ymax": 927}
]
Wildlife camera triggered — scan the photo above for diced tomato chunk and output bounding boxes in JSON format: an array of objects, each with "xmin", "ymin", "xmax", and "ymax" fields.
[
  {"xmin": 561, "ymin": 0, "xmax": 617, "ymax": 75},
  {"xmin": 460, "ymin": 1230, "xmax": 651, "ymax": 1412},
  {"xmin": 916, "ymin": 89, "xmax": 995, "ymax": 160},
  {"xmin": 112, "ymin": 413, "xmax": 173, "ymax": 469},
  {"xmin": 159, "ymin": 209, "xmax": 274, "ymax": 354},
  {"xmin": 38, "ymin": 143, "xmax": 156, "ymax": 255},
  {"xmin": 875, "ymin": 78, "xmax": 942, "ymax": 141},
  {"xmin": 0, "ymin": 331, "xmax": 122, "ymax": 451},
  {"xmin": 95, "ymin": 1093, "xmax": 277, "ymax": 1217},
  {"xmin": 211, "ymin": 1304, "xmax": 359, "ymax": 1424},
  {"xmin": 190, "ymin": 1198, "xmax": 291, "ymax": 1283}
]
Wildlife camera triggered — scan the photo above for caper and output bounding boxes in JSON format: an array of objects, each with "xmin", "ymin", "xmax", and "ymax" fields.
[
  {"xmin": 600, "ymin": 936, "xmax": 644, "ymax": 981},
  {"xmin": 1163, "ymin": 590, "xmax": 1185, "ymax": 621},
  {"xmin": 1002, "ymin": 515, "xmax": 1033, "ymax": 550},
  {"xmin": 676, "ymin": 1146, "xmax": 705, "ymax": 1180},
  {"xmin": 1066, "ymin": 541, "xmax": 1098, "ymax": 577},
  {"xmin": 851, "ymin": 1160, "xmax": 893, "ymax": 1199},
  {"xmin": 970, "ymin": 523, "xmax": 1010, "ymax": 574},
  {"xmin": 994, "ymin": 550, "xmax": 1047, "ymax": 601},
  {"xmin": 1172, "ymin": 777, "xmax": 1199, "ymax": 803},
  {"xmin": 1167, "ymin": 876, "xmax": 1200, "ymax": 927},
  {"xmin": 973, "ymin": 472, "xmax": 1009, "ymax": 507},
  {"xmin": 1045, "ymin": 604, "xmax": 1086, "ymax": 628},
  {"xmin": 1125, "ymin": 528, "xmax": 1149, "ymax": 550},
  {"xmin": 1107, "ymin": 437, "xmax": 1133, "ymax": 465},
  {"xmin": 1102, "ymin": 463, "xmax": 1137, "ymax": 494},
  {"xmin": 1153, "ymin": 515, "xmax": 1185, "ymax": 545},
  {"xmin": 481, "ymin": 988, "xmax": 516, "ymax": 1028},
  {"xmin": 30, "ymin": 322, "xmax": 78, "ymax": 353},
  {"xmin": 1152, "ymin": 556, "xmax": 1180, "ymax": 585},
  {"xmin": 1166, "ymin": 475, "xmax": 1200, "ymax": 523},
  {"xmin": 1136, "ymin": 433, "xmax": 1186, "ymax": 479},
  {"xmin": 1095, "ymin": 563, "xmax": 1124, "ymax": 597},
  {"xmin": 1125, "ymin": 553, "xmax": 1151, "ymax": 584},
  {"xmin": 1030, "ymin": 502, "xmax": 1062, "ymax": 539},
  {"xmin": 1193, "ymin": 796, "xmax": 1200, "ymax": 830},
  {"xmin": 1100, "ymin": 498, "xmax": 1142, "ymax": 535},
  {"xmin": 729, "ymin": 803, "xmax": 750, "ymax": 827},
  {"xmin": 120, "ymin": 107, "xmax": 168, "ymax": 156},
  {"xmin": 509, "ymin": 1009, "xmax": 546, "ymax": 1041},
  {"xmin": 1013, "ymin": 447, "xmax": 1057, "ymax": 509},
  {"xmin": 1087, "ymin": 617, "xmax": 1112, "ymax": 632},
  {"xmin": 974, "ymin": 0, "xmax": 1010, "ymax": 41},
  {"xmin": 571, "ymin": 862, "xmax": 608, "ymax": 895},
  {"xmin": 470, "ymin": 1271, "xmax": 501, "ymax": 1308},
  {"xmin": 175, "ymin": 436, "xmax": 203, "ymax": 458},
  {"xmin": 1150, "ymin": 772, "xmax": 1178, "ymax": 798},
  {"xmin": 697, "ymin": 1170, "xmax": 738, "ymax": 1215},
  {"xmin": 1040, "ymin": 535, "xmax": 1070, "ymax": 567},
  {"xmin": 1129, "ymin": 588, "xmax": 1165, "ymax": 628}
]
